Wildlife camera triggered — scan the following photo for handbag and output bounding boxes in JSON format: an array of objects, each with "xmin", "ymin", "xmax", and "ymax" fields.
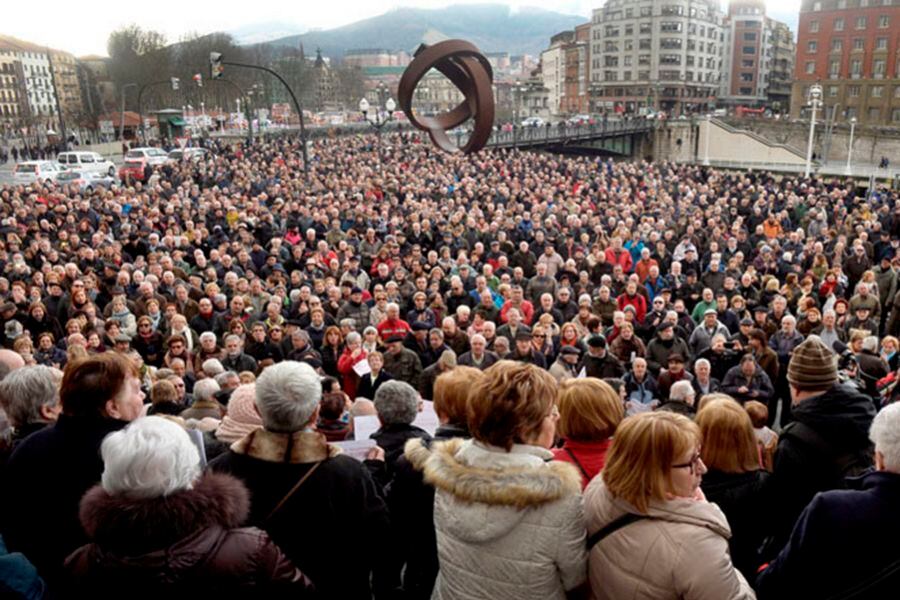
[{"xmin": 265, "ymin": 461, "xmax": 323, "ymax": 523}]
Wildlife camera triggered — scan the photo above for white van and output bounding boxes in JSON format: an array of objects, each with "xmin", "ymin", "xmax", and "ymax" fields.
[{"xmin": 57, "ymin": 151, "xmax": 117, "ymax": 177}]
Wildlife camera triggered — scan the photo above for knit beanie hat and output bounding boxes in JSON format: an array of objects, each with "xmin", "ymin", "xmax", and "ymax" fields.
[
  {"xmin": 215, "ymin": 383, "xmax": 263, "ymax": 444},
  {"xmin": 787, "ymin": 335, "xmax": 838, "ymax": 389}
]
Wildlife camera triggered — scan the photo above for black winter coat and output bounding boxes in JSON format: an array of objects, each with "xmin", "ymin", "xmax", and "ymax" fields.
[
  {"xmin": 764, "ymin": 383, "xmax": 875, "ymax": 559},
  {"xmin": 63, "ymin": 473, "xmax": 314, "ymax": 599},
  {"xmin": 757, "ymin": 471, "xmax": 900, "ymax": 599},
  {"xmin": 208, "ymin": 430, "xmax": 391, "ymax": 600},
  {"xmin": 387, "ymin": 423, "xmax": 470, "ymax": 600},
  {"xmin": 0, "ymin": 414, "xmax": 127, "ymax": 584},
  {"xmin": 371, "ymin": 423, "xmax": 432, "ymax": 472},
  {"xmin": 701, "ymin": 468, "xmax": 771, "ymax": 581}
]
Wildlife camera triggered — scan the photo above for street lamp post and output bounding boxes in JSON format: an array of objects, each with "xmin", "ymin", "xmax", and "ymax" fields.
[
  {"xmin": 846, "ymin": 116, "xmax": 857, "ymax": 175},
  {"xmin": 703, "ymin": 114, "xmax": 711, "ymax": 166},
  {"xmin": 119, "ymin": 83, "xmax": 137, "ymax": 144},
  {"xmin": 359, "ymin": 86, "xmax": 395, "ymax": 169},
  {"xmin": 804, "ymin": 83, "xmax": 823, "ymax": 178}
]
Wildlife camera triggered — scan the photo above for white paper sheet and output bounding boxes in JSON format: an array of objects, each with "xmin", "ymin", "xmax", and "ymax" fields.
[{"xmin": 335, "ymin": 439, "xmax": 377, "ymax": 461}]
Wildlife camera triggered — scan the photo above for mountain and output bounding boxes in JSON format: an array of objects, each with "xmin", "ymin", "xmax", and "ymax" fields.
[
  {"xmin": 228, "ymin": 21, "xmax": 308, "ymax": 45},
  {"xmin": 260, "ymin": 4, "xmax": 587, "ymax": 58}
]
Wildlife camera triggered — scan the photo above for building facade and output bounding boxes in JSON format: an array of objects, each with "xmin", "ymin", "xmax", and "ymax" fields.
[
  {"xmin": 0, "ymin": 52, "xmax": 25, "ymax": 133},
  {"xmin": 541, "ymin": 31, "xmax": 570, "ymax": 117},
  {"xmin": 589, "ymin": 0, "xmax": 725, "ymax": 116},
  {"xmin": 50, "ymin": 50, "xmax": 85, "ymax": 123},
  {"xmin": 792, "ymin": 0, "xmax": 900, "ymax": 125}
]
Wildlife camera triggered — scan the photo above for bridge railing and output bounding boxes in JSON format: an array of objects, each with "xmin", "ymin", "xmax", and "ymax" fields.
[{"xmin": 485, "ymin": 119, "xmax": 656, "ymax": 147}]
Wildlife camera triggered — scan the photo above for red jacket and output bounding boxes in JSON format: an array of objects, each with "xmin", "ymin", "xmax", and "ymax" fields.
[
  {"xmin": 552, "ymin": 438, "xmax": 614, "ymax": 489},
  {"xmin": 337, "ymin": 347, "xmax": 368, "ymax": 399},
  {"xmin": 616, "ymin": 293, "xmax": 648, "ymax": 323},
  {"xmin": 605, "ymin": 248, "xmax": 633, "ymax": 273}
]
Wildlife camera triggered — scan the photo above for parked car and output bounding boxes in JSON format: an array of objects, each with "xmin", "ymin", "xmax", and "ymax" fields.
[
  {"xmin": 167, "ymin": 148, "xmax": 210, "ymax": 163},
  {"xmin": 521, "ymin": 116, "xmax": 545, "ymax": 128},
  {"xmin": 566, "ymin": 114, "xmax": 592, "ymax": 126},
  {"xmin": 118, "ymin": 159, "xmax": 147, "ymax": 182},
  {"xmin": 13, "ymin": 161, "xmax": 65, "ymax": 185},
  {"xmin": 56, "ymin": 151, "xmax": 117, "ymax": 177},
  {"xmin": 125, "ymin": 147, "xmax": 169, "ymax": 166},
  {"xmin": 56, "ymin": 170, "xmax": 118, "ymax": 193}
]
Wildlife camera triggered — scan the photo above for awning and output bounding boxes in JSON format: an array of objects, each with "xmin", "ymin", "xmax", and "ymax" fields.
[{"xmin": 168, "ymin": 117, "xmax": 187, "ymax": 126}]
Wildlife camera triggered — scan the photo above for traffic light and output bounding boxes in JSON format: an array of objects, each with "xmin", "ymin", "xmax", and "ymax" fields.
[
  {"xmin": 210, "ymin": 52, "xmax": 224, "ymax": 79},
  {"xmin": 171, "ymin": 77, "xmax": 180, "ymax": 91}
]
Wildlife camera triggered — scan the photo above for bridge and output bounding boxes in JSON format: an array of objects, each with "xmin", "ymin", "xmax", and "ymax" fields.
[{"xmin": 483, "ymin": 119, "xmax": 657, "ymax": 156}]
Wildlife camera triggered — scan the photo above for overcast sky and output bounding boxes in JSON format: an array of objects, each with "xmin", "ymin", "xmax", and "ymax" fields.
[{"xmin": 6, "ymin": 0, "xmax": 801, "ymax": 56}]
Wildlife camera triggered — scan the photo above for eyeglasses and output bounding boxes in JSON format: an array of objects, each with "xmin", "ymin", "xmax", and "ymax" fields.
[{"xmin": 672, "ymin": 452, "xmax": 704, "ymax": 476}]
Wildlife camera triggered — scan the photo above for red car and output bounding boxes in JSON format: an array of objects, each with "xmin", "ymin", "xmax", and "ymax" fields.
[{"xmin": 118, "ymin": 158, "xmax": 147, "ymax": 182}]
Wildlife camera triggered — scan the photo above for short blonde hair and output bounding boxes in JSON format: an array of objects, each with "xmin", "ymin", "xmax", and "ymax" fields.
[
  {"xmin": 557, "ymin": 379, "xmax": 623, "ymax": 442},
  {"xmin": 696, "ymin": 397, "xmax": 760, "ymax": 473},
  {"xmin": 434, "ymin": 366, "xmax": 484, "ymax": 425},
  {"xmin": 603, "ymin": 412, "xmax": 701, "ymax": 513},
  {"xmin": 468, "ymin": 361, "xmax": 556, "ymax": 450}
]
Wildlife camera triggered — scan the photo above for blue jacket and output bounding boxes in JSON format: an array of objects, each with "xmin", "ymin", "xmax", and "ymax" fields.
[{"xmin": 757, "ymin": 471, "xmax": 900, "ymax": 599}]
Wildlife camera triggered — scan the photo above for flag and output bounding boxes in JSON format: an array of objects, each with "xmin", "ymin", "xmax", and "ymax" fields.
[{"xmin": 193, "ymin": 73, "xmax": 202, "ymax": 87}]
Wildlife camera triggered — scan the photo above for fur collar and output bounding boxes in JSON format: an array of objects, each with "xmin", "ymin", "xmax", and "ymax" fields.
[
  {"xmin": 405, "ymin": 437, "xmax": 582, "ymax": 509},
  {"xmin": 79, "ymin": 473, "xmax": 249, "ymax": 556},
  {"xmin": 231, "ymin": 429, "xmax": 342, "ymax": 464}
]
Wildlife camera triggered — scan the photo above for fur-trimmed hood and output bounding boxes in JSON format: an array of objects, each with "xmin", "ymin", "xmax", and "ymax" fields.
[
  {"xmin": 405, "ymin": 437, "xmax": 582, "ymax": 543},
  {"xmin": 79, "ymin": 472, "xmax": 250, "ymax": 557},
  {"xmin": 231, "ymin": 428, "xmax": 342, "ymax": 464}
]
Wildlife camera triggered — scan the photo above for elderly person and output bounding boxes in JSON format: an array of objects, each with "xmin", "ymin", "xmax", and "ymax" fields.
[
  {"xmin": 656, "ymin": 379, "xmax": 697, "ymax": 416},
  {"xmin": 214, "ymin": 383, "xmax": 263, "ymax": 445},
  {"xmin": 407, "ymin": 361, "xmax": 587, "ymax": 599},
  {"xmin": 0, "ymin": 365, "xmax": 62, "ymax": 466},
  {"xmin": 396, "ymin": 366, "xmax": 483, "ymax": 596},
  {"xmin": 552, "ymin": 378, "xmax": 625, "ymax": 488},
  {"xmin": 65, "ymin": 417, "xmax": 314, "ymax": 597},
  {"xmin": 220, "ymin": 334, "xmax": 258, "ymax": 375},
  {"xmin": 584, "ymin": 411, "xmax": 754, "ymax": 599},
  {"xmin": 758, "ymin": 402, "xmax": 900, "ymax": 598},
  {"xmin": 696, "ymin": 397, "xmax": 770, "ymax": 581},
  {"xmin": 722, "ymin": 354, "xmax": 775, "ymax": 405},
  {"xmin": 337, "ymin": 331, "xmax": 367, "ymax": 399},
  {"xmin": 691, "ymin": 358, "xmax": 720, "ymax": 398},
  {"xmin": 371, "ymin": 379, "xmax": 432, "ymax": 470},
  {"xmin": 179, "ymin": 378, "xmax": 224, "ymax": 421},
  {"xmin": 356, "ymin": 351, "xmax": 393, "ymax": 400},
  {"xmin": 2, "ymin": 353, "xmax": 145, "ymax": 583},
  {"xmin": 769, "ymin": 314, "xmax": 804, "ymax": 426},
  {"xmin": 208, "ymin": 361, "xmax": 390, "ymax": 600}
]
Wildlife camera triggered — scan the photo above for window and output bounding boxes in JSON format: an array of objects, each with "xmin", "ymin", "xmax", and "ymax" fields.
[
  {"xmin": 806, "ymin": 61, "xmax": 816, "ymax": 74},
  {"xmin": 812, "ymin": 1, "xmax": 821, "ymax": 10},
  {"xmin": 741, "ymin": 72, "xmax": 754, "ymax": 82},
  {"xmin": 605, "ymin": 56, "xmax": 619, "ymax": 67},
  {"xmin": 660, "ymin": 54, "xmax": 681, "ymax": 65},
  {"xmin": 640, "ymin": 6, "xmax": 652, "ymax": 16},
  {"xmin": 829, "ymin": 59, "xmax": 840, "ymax": 77},
  {"xmin": 872, "ymin": 85, "xmax": 883, "ymax": 97},
  {"xmin": 831, "ymin": 39, "xmax": 843, "ymax": 51},
  {"xmin": 849, "ymin": 85, "xmax": 861, "ymax": 97},
  {"xmin": 834, "ymin": 17, "xmax": 845, "ymax": 31},
  {"xmin": 851, "ymin": 59, "xmax": 862, "ymax": 77},
  {"xmin": 895, "ymin": 85, "xmax": 900, "ymax": 98},
  {"xmin": 853, "ymin": 38, "xmax": 865, "ymax": 51},
  {"xmin": 743, "ymin": 46, "xmax": 756, "ymax": 54},
  {"xmin": 874, "ymin": 59, "xmax": 886, "ymax": 77},
  {"xmin": 660, "ymin": 38, "xmax": 683, "ymax": 49},
  {"xmin": 829, "ymin": 85, "xmax": 839, "ymax": 97},
  {"xmin": 639, "ymin": 39, "xmax": 652, "ymax": 50},
  {"xmin": 686, "ymin": 55, "xmax": 694, "ymax": 66},
  {"xmin": 856, "ymin": 16, "xmax": 867, "ymax": 29},
  {"xmin": 660, "ymin": 22, "xmax": 682, "ymax": 33},
  {"xmin": 744, "ymin": 32, "xmax": 758, "ymax": 41},
  {"xmin": 808, "ymin": 40, "xmax": 818, "ymax": 53},
  {"xmin": 878, "ymin": 15, "xmax": 889, "ymax": 28},
  {"xmin": 640, "ymin": 23, "xmax": 652, "ymax": 34},
  {"xmin": 876, "ymin": 37, "xmax": 888, "ymax": 50},
  {"xmin": 638, "ymin": 55, "xmax": 650, "ymax": 65},
  {"xmin": 893, "ymin": 108, "xmax": 900, "ymax": 123},
  {"xmin": 624, "ymin": 55, "xmax": 632, "ymax": 66},
  {"xmin": 868, "ymin": 107, "xmax": 881, "ymax": 121}
]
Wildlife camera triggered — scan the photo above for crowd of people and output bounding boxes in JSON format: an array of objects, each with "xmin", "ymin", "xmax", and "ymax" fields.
[{"xmin": 0, "ymin": 130, "xmax": 899, "ymax": 598}]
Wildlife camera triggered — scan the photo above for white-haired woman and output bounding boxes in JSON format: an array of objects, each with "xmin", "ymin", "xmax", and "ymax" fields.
[
  {"xmin": 209, "ymin": 360, "xmax": 390, "ymax": 600},
  {"xmin": 65, "ymin": 417, "xmax": 314, "ymax": 597}
]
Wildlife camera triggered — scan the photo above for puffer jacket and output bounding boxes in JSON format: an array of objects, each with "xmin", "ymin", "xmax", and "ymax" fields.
[
  {"xmin": 414, "ymin": 438, "xmax": 586, "ymax": 600},
  {"xmin": 64, "ymin": 473, "xmax": 313, "ymax": 599},
  {"xmin": 584, "ymin": 478, "xmax": 755, "ymax": 600}
]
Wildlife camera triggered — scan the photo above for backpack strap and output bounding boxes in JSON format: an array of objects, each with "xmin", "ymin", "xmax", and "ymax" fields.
[
  {"xmin": 587, "ymin": 513, "xmax": 648, "ymax": 550},
  {"xmin": 564, "ymin": 447, "xmax": 591, "ymax": 482}
]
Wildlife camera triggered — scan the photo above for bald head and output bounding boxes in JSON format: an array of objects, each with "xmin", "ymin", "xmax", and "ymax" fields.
[{"xmin": 0, "ymin": 349, "xmax": 25, "ymax": 381}]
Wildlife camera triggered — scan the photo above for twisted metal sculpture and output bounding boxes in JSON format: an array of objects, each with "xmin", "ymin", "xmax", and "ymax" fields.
[{"xmin": 397, "ymin": 40, "xmax": 495, "ymax": 154}]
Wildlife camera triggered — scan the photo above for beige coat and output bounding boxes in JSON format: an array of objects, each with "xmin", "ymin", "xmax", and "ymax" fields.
[
  {"xmin": 584, "ymin": 478, "xmax": 755, "ymax": 600},
  {"xmin": 407, "ymin": 437, "xmax": 587, "ymax": 600}
]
